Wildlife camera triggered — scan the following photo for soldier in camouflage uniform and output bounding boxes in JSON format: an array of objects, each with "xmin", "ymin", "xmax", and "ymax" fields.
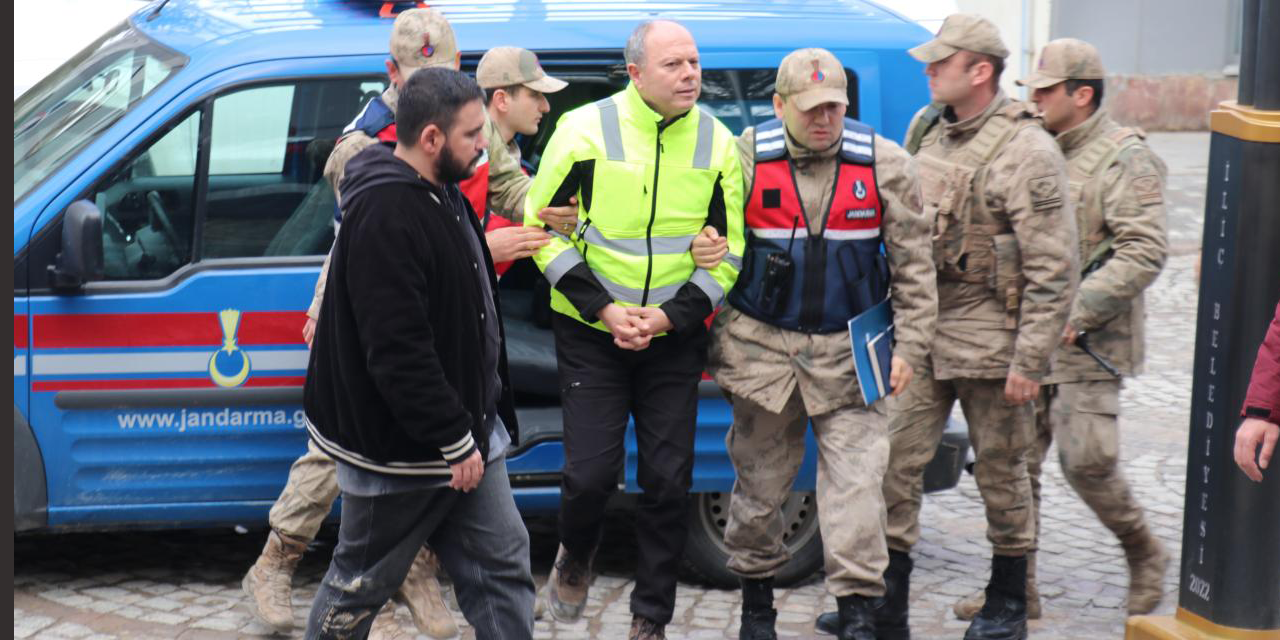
[
  {"xmin": 475, "ymin": 46, "xmax": 568, "ymax": 226},
  {"xmin": 708, "ymin": 48, "xmax": 936, "ymax": 640},
  {"xmin": 242, "ymin": 11, "xmax": 577, "ymax": 640},
  {"xmin": 818, "ymin": 15, "xmax": 1079, "ymax": 640},
  {"xmin": 952, "ymin": 38, "xmax": 1170, "ymax": 622}
]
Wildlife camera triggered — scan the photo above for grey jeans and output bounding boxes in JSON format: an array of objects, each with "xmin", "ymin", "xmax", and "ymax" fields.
[{"xmin": 304, "ymin": 458, "xmax": 534, "ymax": 639}]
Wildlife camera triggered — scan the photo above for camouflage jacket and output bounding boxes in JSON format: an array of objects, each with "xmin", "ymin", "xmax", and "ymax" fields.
[
  {"xmin": 907, "ymin": 92, "xmax": 1078, "ymax": 381},
  {"xmin": 707, "ymin": 126, "xmax": 936, "ymax": 416},
  {"xmin": 1045, "ymin": 110, "xmax": 1167, "ymax": 383},
  {"xmin": 307, "ymin": 86, "xmax": 531, "ymax": 319}
]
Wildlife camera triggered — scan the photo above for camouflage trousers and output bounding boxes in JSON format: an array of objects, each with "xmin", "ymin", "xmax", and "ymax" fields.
[
  {"xmin": 1028, "ymin": 379, "xmax": 1148, "ymax": 546},
  {"xmin": 269, "ymin": 439, "xmax": 340, "ymax": 540},
  {"xmin": 883, "ymin": 365, "xmax": 1035, "ymax": 555},
  {"xmin": 723, "ymin": 388, "xmax": 890, "ymax": 598}
]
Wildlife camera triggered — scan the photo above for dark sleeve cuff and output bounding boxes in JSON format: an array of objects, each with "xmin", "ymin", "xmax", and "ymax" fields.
[
  {"xmin": 555, "ymin": 262, "xmax": 612, "ymax": 321},
  {"xmin": 1243, "ymin": 405, "xmax": 1276, "ymax": 422},
  {"xmin": 660, "ymin": 284, "xmax": 714, "ymax": 334}
]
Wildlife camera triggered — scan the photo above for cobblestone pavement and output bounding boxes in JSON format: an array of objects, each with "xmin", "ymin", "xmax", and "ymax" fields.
[{"xmin": 14, "ymin": 133, "xmax": 1210, "ymax": 640}]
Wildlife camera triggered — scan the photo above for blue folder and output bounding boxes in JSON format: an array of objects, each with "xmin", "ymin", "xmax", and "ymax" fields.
[{"xmin": 848, "ymin": 299, "xmax": 894, "ymax": 406}]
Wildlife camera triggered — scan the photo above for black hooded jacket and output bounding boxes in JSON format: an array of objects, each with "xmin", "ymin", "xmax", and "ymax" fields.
[{"xmin": 303, "ymin": 142, "xmax": 518, "ymax": 475}]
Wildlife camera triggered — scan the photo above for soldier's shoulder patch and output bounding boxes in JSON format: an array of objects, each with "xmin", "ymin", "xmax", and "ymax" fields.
[
  {"xmin": 1121, "ymin": 148, "xmax": 1165, "ymax": 206},
  {"xmin": 1028, "ymin": 175, "xmax": 1062, "ymax": 211},
  {"xmin": 1131, "ymin": 174, "xmax": 1163, "ymax": 205}
]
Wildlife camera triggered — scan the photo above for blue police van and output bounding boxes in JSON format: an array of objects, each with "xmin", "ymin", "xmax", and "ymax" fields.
[{"xmin": 13, "ymin": 0, "xmax": 968, "ymax": 586}]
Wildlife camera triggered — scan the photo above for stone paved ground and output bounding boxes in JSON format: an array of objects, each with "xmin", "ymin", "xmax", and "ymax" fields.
[{"xmin": 14, "ymin": 133, "xmax": 1210, "ymax": 640}]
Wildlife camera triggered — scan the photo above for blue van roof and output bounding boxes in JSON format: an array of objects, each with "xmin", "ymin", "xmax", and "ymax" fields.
[{"xmin": 136, "ymin": 0, "xmax": 930, "ymax": 68}]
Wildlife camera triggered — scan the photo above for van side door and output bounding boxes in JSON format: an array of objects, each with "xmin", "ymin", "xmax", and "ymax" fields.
[{"xmin": 24, "ymin": 61, "xmax": 386, "ymax": 530}]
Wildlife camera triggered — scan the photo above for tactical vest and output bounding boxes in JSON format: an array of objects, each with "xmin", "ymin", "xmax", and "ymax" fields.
[
  {"xmin": 1067, "ymin": 126, "xmax": 1146, "ymax": 271},
  {"xmin": 728, "ymin": 118, "xmax": 888, "ymax": 334},
  {"xmin": 913, "ymin": 102, "xmax": 1041, "ymax": 329},
  {"xmin": 346, "ymin": 94, "xmax": 491, "ymax": 222}
]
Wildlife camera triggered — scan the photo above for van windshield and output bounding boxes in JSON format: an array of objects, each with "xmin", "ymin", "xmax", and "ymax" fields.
[{"xmin": 14, "ymin": 22, "xmax": 186, "ymax": 205}]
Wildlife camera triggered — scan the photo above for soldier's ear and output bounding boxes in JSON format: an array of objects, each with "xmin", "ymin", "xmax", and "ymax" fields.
[
  {"xmin": 773, "ymin": 93, "xmax": 786, "ymax": 120},
  {"xmin": 1073, "ymin": 85, "xmax": 1095, "ymax": 109}
]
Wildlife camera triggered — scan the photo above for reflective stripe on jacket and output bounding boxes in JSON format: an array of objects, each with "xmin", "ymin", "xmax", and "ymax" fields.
[{"xmin": 524, "ymin": 83, "xmax": 745, "ymax": 332}]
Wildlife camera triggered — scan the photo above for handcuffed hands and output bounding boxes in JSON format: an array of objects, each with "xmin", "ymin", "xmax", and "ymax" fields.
[{"xmin": 598, "ymin": 303, "xmax": 674, "ymax": 351}]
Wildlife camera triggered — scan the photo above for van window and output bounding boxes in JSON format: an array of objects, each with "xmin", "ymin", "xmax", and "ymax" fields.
[
  {"xmin": 202, "ymin": 79, "xmax": 385, "ymax": 260},
  {"xmin": 97, "ymin": 110, "xmax": 200, "ymax": 280},
  {"xmin": 14, "ymin": 22, "xmax": 186, "ymax": 205},
  {"xmin": 77, "ymin": 76, "xmax": 385, "ymax": 282}
]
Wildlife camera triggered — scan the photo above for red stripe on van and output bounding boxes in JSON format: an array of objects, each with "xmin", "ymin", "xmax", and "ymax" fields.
[
  {"xmin": 15, "ymin": 315, "xmax": 28, "ymax": 348},
  {"xmin": 32, "ymin": 375, "xmax": 305, "ymax": 392},
  {"xmin": 34, "ymin": 312, "xmax": 307, "ymax": 348}
]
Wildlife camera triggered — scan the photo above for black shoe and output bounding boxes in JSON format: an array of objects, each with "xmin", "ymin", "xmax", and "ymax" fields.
[
  {"xmin": 873, "ymin": 549, "xmax": 912, "ymax": 639},
  {"xmin": 963, "ymin": 555, "xmax": 1028, "ymax": 640},
  {"xmin": 815, "ymin": 610, "xmax": 839, "ymax": 635},
  {"xmin": 835, "ymin": 595, "xmax": 876, "ymax": 640},
  {"xmin": 739, "ymin": 577, "xmax": 777, "ymax": 640},
  {"xmin": 815, "ymin": 550, "xmax": 912, "ymax": 638}
]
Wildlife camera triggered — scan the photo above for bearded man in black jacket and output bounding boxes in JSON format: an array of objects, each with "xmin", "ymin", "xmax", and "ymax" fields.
[{"xmin": 302, "ymin": 67, "xmax": 534, "ymax": 640}]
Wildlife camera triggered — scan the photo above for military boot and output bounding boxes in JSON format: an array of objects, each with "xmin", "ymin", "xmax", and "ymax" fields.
[
  {"xmin": 369, "ymin": 605, "xmax": 412, "ymax": 640},
  {"xmin": 953, "ymin": 551, "xmax": 1041, "ymax": 621},
  {"xmin": 963, "ymin": 555, "xmax": 1028, "ymax": 640},
  {"xmin": 815, "ymin": 549, "xmax": 912, "ymax": 638},
  {"xmin": 739, "ymin": 577, "xmax": 778, "ymax": 640},
  {"xmin": 241, "ymin": 529, "xmax": 308, "ymax": 632},
  {"xmin": 545, "ymin": 544, "xmax": 592, "ymax": 622},
  {"xmin": 629, "ymin": 614, "xmax": 666, "ymax": 640},
  {"xmin": 1121, "ymin": 527, "xmax": 1169, "ymax": 614},
  {"xmin": 833, "ymin": 595, "xmax": 876, "ymax": 640},
  {"xmin": 396, "ymin": 547, "xmax": 458, "ymax": 638}
]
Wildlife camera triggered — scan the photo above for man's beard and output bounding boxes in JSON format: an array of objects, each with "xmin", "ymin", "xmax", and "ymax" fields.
[{"xmin": 436, "ymin": 143, "xmax": 483, "ymax": 184}]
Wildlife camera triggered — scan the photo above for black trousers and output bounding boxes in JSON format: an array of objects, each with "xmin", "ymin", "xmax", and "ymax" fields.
[{"xmin": 552, "ymin": 313, "xmax": 707, "ymax": 625}]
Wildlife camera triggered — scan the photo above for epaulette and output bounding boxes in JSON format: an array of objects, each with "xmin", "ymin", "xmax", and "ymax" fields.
[
  {"xmin": 839, "ymin": 117, "xmax": 875, "ymax": 165},
  {"xmin": 753, "ymin": 118, "xmax": 788, "ymax": 162}
]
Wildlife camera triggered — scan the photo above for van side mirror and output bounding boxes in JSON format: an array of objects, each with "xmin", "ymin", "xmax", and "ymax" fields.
[{"xmin": 48, "ymin": 200, "xmax": 105, "ymax": 290}]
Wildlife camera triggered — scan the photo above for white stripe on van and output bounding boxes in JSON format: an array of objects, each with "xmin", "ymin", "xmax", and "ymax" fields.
[{"xmin": 31, "ymin": 349, "xmax": 309, "ymax": 375}]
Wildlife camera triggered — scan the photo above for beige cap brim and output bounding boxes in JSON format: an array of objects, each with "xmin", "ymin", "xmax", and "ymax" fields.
[
  {"xmin": 908, "ymin": 39, "xmax": 960, "ymax": 63},
  {"xmin": 1016, "ymin": 71, "xmax": 1065, "ymax": 88},
  {"xmin": 790, "ymin": 87, "xmax": 848, "ymax": 112},
  {"xmin": 396, "ymin": 56, "xmax": 458, "ymax": 80},
  {"xmin": 522, "ymin": 74, "xmax": 568, "ymax": 93}
]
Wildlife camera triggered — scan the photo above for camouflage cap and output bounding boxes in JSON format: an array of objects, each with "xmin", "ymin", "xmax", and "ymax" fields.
[
  {"xmin": 476, "ymin": 47, "xmax": 568, "ymax": 93},
  {"xmin": 389, "ymin": 8, "xmax": 459, "ymax": 78},
  {"xmin": 908, "ymin": 13, "xmax": 1010, "ymax": 63},
  {"xmin": 1017, "ymin": 38, "xmax": 1105, "ymax": 88},
  {"xmin": 775, "ymin": 48, "xmax": 848, "ymax": 112}
]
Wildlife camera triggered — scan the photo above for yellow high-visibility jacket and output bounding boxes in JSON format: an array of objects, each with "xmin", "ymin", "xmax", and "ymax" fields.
[{"xmin": 524, "ymin": 83, "xmax": 745, "ymax": 333}]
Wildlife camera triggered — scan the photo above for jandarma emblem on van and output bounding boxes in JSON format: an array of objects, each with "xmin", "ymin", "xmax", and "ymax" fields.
[{"xmin": 209, "ymin": 309, "xmax": 251, "ymax": 388}]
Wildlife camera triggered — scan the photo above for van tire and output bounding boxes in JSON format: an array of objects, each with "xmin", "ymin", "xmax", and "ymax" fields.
[{"xmin": 681, "ymin": 491, "xmax": 823, "ymax": 588}]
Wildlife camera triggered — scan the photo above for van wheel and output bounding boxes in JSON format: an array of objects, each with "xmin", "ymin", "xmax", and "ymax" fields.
[{"xmin": 681, "ymin": 491, "xmax": 824, "ymax": 588}]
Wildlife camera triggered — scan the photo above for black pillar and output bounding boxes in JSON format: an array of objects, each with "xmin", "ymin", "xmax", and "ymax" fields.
[{"xmin": 1128, "ymin": 1, "xmax": 1280, "ymax": 638}]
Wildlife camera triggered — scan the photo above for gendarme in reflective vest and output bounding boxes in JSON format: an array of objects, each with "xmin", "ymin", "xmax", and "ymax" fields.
[{"xmin": 524, "ymin": 83, "xmax": 744, "ymax": 331}]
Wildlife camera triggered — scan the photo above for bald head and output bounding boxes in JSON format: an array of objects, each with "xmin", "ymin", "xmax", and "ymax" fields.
[{"xmin": 625, "ymin": 20, "xmax": 701, "ymax": 119}]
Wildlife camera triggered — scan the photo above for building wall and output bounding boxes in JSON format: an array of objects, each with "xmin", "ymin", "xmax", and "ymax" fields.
[
  {"xmin": 1050, "ymin": 0, "xmax": 1240, "ymax": 130},
  {"xmin": 1050, "ymin": 0, "xmax": 1239, "ymax": 75}
]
